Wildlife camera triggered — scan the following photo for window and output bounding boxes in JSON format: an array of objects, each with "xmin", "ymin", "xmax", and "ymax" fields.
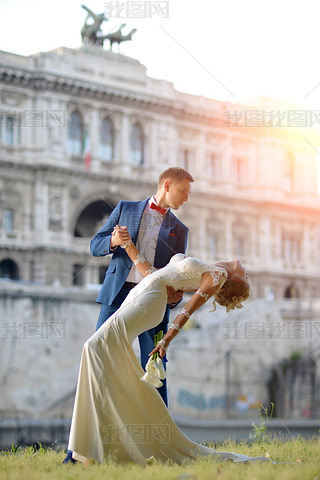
[
  {"xmin": 282, "ymin": 236, "xmax": 300, "ymax": 262},
  {"xmin": 130, "ymin": 123, "xmax": 144, "ymax": 165},
  {"xmin": 182, "ymin": 149, "xmax": 190, "ymax": 171},
  {"xmin": 3, "ymin": 209, "xmax": 13, "ymax": 231},
  {"xmin": 209, "ymin": 153, "xmax": 218, "ymax": 179},
  {"xmin": 99, "ymin": 117, "xmax": 114, "ymax": 161},
  {"xmin": 284, "ymin": 284, "xmax": 299, "ymax": 298},
  {"xmin": 5, "ymin": 116, "xmax": 14, "ymax": 145},
  {"xmin": 72, "ymin": 264, "xmax": 85, "ymax": 285},
  {"xmin": 68, "ymin": 111, "xmax": 83, "ymax": 155},
  {"xmin": 210, "ymin": 235, "xmax": 217, "ymax": 255},
  {"xmin": 0, "ymin": 258, "xmax": 19, "ymax": 280},
  {"xmin": 1, "ymin": 114, "xmax": 21, "ymax": 146},
  {"xmin": 236, "ymin": 238, "xmax": 244, "ymax": 257},
  {"xmin": 234, "ymin": 157, "xmax": 246, "ymax": 184}
]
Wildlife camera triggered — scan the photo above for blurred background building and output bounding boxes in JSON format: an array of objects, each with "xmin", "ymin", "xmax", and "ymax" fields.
[{"xmin": 1, "ymin": 31, "xmax": 320, "ymax": 446}]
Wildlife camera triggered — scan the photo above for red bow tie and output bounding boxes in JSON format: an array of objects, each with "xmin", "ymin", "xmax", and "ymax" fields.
[{"xmin": 149, "ymin": 202, "xmax": 167, "ymax": 215}]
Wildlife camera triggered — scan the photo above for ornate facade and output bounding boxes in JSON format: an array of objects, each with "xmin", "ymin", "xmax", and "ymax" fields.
[
  {"xmin": 0, "ymin": 45, "xmax": 320, "ymax": 421},
  {"xmin": 1, "ymin": 45, "xmax": 319, "ymax": 299}
]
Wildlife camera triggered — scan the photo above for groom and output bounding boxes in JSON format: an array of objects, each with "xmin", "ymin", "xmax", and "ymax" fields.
[
  {"xmin": 92, "ymin": 167, "xmax": 193, "ymax": 398},
  {"xmin": 63, "ymin": 167, "xmax": 193, "ymax": 464}
]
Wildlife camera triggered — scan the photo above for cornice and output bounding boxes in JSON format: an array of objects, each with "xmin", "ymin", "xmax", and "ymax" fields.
[
  {"xmin": 0, "ymin": 65, "xmax": 221, "ymax": 126},
  {"xmin": 189, "ymin": 189, "xmax": 320, "ymax": 215},
  {"xmin": 0, "ymin": 158, "xmax": 158, "ymax": 190}
]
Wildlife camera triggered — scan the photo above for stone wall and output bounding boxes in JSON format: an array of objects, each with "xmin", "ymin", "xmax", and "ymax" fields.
[
  {"xmin": 0, "ymin": 282, "xmax": 99, "ymax": 417},
  {"xmin": 1, "ymin": 282, "xmax": 319, "ymax": 421}
]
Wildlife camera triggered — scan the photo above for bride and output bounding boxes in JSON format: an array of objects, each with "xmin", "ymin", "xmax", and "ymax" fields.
[{"xmin": 67, "ymin": 227, "xmax": 271, "ymax": 464}]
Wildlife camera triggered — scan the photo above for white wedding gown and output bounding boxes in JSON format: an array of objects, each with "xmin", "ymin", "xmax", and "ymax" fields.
[{"xmin": 68, "ymin": 254, "xmax": 272, "ymax": 464}]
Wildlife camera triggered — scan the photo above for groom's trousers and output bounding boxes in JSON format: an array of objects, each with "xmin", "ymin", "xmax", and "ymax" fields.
[{"xmin": 96, "ymin": 281, "xmax": 169, "ymax": 406}]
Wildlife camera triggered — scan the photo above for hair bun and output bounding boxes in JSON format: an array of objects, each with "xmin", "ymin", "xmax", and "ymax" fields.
[{"xmin": 226, "ymin": 296, "xmax": 245, "ymax": 313}]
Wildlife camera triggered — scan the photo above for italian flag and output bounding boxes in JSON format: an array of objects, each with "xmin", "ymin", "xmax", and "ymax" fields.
[{"xmin": 82, "ymin": 128, "xmax": 91, "ymax": 170}]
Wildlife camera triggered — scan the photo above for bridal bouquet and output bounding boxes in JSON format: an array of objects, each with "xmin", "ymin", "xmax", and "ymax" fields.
[{"xmin": 140, "ymin": 331, "xmax": 166, "ymax": 387}]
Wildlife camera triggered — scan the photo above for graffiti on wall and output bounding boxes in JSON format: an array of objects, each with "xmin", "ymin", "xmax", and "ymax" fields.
[{"xmin": 177, "ymin": 389, "xmax": 260, "ymax": 413}]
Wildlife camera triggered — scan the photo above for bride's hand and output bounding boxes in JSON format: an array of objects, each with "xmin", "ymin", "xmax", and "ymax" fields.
[
  {"xmin": 149, "ymin": 344, "xmax": 166, "ymax": 360},
  {"xmin": 110, "ymin": 225, "xmax": 131, "ymax": 247},
  {"xmin": 166, "ymin": 286, "xmax": 183, "ymax": 304}
]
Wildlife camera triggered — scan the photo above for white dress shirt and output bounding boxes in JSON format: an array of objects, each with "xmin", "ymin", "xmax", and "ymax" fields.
[{"xmin": 126, "ymin": 197, "xmax": 168, "ymax": 284}]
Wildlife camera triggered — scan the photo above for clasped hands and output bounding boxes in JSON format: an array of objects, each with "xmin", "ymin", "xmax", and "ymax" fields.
[
  {"xmin": 111, "ymin": 225, "xmax": 183, "ymax": 305},
  {"xmin": 110, "ymin": 225, "xmax": 131, "ymax": 248}
]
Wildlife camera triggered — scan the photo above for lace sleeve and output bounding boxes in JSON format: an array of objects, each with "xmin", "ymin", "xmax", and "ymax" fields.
[
  {"xmin": 122, "ymin": 241, "xmax": 157, "ymax": 277},
  {"xmin": 194, "ymin": 268, "xmax": 227, "ymax": 303},
  {"xmin": 209, "ymin": 267, "xmax": 228, "ymax": 288}
]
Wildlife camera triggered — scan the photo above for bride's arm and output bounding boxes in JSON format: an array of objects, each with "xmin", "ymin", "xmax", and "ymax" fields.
[
  {"xmin": 150, "ymin": 271, "xmax": 225, "ymax": 359},
  {"xmin": 124, "ymin": 241, "xmax": 157, "ymax": 277},
  {"xmin": 113, "ymin": 226, "xmax": 157, "ymax": 278}
]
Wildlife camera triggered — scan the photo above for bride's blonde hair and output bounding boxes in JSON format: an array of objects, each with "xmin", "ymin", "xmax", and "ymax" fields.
[{"xmin": 211, "ymin": 273, "xmax": 250, "ymax": 313}]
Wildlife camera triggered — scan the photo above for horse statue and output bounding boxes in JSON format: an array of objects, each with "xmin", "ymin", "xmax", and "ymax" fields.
[
  {"xmin": 81, "ymin": 5, "xmax": 108, "ymax": 45},
  {"xmin": 99, "ymin": 24, "xmax": 137, "ymax": 50}
]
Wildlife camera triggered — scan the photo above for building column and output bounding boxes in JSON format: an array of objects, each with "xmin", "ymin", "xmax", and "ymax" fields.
[
  {"xmin": 259, "ymin": 216, "xmax": 271, "ymax": 267},
  {"xmin": 225, "ymin": 213, "xmax": 233, "ymax": 259},
  {"xmin": 90, "ymin": 108, "xmax": 99, "ymax": 171},
  {"xmin": 120, "ymin": 114, "xmax": 129, "ymax": 166},
  {"xmin": 302, "ymin": 224, "xmax": 310, "ymax": 265}
]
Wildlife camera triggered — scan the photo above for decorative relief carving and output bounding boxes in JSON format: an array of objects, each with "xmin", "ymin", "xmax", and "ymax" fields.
[
  {"xmin": 1, "ymin": 92, "xmax": 24, "ymax": 106},
  {"xmin": 49, "ymin": 188, "xmax": 63, "ymax": 231},
  {"xmin": 179, "ymin": 128, "xmax": 198, "ymax": 140}
]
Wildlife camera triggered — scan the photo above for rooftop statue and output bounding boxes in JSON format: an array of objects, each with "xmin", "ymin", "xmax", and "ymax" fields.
[
  {"xmin": 98, "ymin": 24, "xmax": 137, "ymax": 49},
  {"xmin": 81, "ymin": 5, "xmax": 137, "ymax": 50},
  {"xmin": 81, "ymin": 5, "xmax": 108, "ymax": 45}
]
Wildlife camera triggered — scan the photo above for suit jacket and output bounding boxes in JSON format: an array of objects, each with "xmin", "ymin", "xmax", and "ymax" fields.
[{"xmin": 90, "ymin": 199, "xmax": 189, "ymax": 305}]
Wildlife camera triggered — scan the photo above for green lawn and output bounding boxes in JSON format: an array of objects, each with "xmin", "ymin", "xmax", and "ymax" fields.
[{"xmin": 1, "ymin": 437, "xmax": 319, "ymax": 480}]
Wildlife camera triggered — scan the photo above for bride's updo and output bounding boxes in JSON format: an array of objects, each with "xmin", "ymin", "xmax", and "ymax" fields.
[{"xmin": 212, "ymin": 272, "xmax": 250, "ymax": 313}]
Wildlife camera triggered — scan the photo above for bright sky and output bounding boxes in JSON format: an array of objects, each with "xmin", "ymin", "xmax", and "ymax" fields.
[{"xmin": 1, "ymin": 0, "xmax": 320, "ymax": 108}]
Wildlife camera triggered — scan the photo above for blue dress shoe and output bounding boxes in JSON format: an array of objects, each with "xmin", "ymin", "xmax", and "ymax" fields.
[{"xmin": 62, "ymin": 450, "xmax": 77, "ymax": 464}]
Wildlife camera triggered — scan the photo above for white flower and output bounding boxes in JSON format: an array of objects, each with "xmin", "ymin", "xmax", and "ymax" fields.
[
  {"xmin": 140, "ymin": 356, "xmax": 166, "ymax": 387},
  {"xmin": 155, "ymin": 356, "xmax": 166, "ymax": 380}
]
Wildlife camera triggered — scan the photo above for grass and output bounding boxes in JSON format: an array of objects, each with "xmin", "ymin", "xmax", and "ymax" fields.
[{"xmin": 1, "ymin": 437, "xmax": 320, "ymax": 480}]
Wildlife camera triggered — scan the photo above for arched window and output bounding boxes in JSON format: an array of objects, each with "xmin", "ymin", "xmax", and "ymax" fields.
[
  {"xmin": 130, "ymin": 123, "xmax": 144, "ymax": 165},
  {"xmin": 68, "ymin": 111, "xmax": 83, "ymax": 155},
  {"xmin": 99, "ymin": 117, "xmax": 114, "ymax": 161},
  {"xmin": 0, "ymin": 258, "xmax": 19, "ymax": 280},
  {"xmin": 73, "ymin": 200, "xmax": 115, "ymax": 238}
]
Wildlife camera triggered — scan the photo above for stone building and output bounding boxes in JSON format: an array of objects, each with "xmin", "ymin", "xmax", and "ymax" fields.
[{"xmin": 0, "ymin": 44, "xmax": 320, "ymax": 423}]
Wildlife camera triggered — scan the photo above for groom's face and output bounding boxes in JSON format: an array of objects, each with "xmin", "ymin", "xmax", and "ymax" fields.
[{"xmin": 166, "ymin": 178, "xmax": 192, "ymax": 210}]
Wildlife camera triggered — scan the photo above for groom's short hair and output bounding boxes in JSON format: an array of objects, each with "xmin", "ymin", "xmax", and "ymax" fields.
[{"xmin": 158, "ymin": 167, "xmax": 194, "ymax": 186}]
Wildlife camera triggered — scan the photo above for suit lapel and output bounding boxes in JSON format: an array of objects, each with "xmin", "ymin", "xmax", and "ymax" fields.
[{"xmin": 129, "ymin": 199, "xmax": 149, "ymax": 242}]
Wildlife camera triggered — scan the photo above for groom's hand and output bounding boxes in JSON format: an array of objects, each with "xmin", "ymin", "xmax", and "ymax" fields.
[
  {"xmin": 110, "ymin": 225, "xmax": 131, "ymax": 248},
  {"xmin": 166, "ymin": 286, "xmax": 183, "ymax": 304}
]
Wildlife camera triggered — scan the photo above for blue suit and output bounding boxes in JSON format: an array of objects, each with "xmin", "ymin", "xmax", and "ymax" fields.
[{"xmin": 90, "ymin": 198, "xmax": 189, "ymax": 405}]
